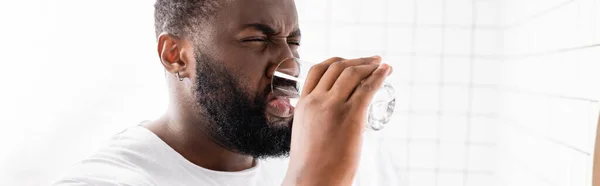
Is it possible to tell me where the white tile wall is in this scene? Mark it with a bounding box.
[302,0,502,184]
[446,0,474,25]
[442,86,471,114]
[413,57,442,83]
[387,0,415,23]
[416,0,444,24]
[409,142,438,169]
[498,0,600,185]
[438,173,465,186]
[409,116,439,140]
[439,115,469,142]
[415,27,444,53]
[439,142,467,169]
[295,0,599,185]
[444,28,473,56]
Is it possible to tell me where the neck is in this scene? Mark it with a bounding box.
[144,112,255,172]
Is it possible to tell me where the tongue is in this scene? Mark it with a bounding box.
[268,99,292,116]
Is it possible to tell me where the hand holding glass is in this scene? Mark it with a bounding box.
[271,58,396,130]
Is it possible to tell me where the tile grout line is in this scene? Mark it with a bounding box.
[462,0,479,185]
[435,0,448,185]
[406,0,420,185]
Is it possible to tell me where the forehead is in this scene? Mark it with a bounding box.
[216,0,298,32]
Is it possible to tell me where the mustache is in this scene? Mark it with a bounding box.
[258,83,274,101]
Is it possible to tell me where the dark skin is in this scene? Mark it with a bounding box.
[147,0,300,171]
[146,0,391,185]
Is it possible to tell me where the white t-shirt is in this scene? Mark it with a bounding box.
[52,125,398,186]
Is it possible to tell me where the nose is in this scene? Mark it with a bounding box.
[266,45,297,79]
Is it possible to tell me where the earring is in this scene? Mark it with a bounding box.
[175,72,183,81]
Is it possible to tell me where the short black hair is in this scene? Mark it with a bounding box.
[154,0,223,39]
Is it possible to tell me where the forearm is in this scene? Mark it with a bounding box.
[282,157,359,186]
[282,169,356,186]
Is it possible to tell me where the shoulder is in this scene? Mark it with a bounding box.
[52,177,150,186]
[53,126,161,186]
[52,155,157,186]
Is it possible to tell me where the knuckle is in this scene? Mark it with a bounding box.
[304,95,320,105]
[300,96,323,110]
[344,66,359,74]
[323,101,348,113]
[330,61,345,70]
[360,56,380,64]
[328,56,345,62]
[359,57,375,64]
[310,64,326,71]
[360,57,370,64]
[301,93,355,117]
[358,82,374,92]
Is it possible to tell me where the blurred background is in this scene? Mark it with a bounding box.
[1,0,599,185]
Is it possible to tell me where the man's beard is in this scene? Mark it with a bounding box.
[193,53,292,158]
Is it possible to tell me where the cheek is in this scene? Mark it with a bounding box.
[235,64,269,92]
[214,43,271,95]
[222,57,270,96]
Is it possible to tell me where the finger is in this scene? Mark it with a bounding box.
[301,57,345,97]
[329,64,380,101]
[348,63,392,107]
[314,56,382,91]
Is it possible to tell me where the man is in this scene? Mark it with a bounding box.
[53,0,392,185]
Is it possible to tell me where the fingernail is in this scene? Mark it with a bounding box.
[371,55,381,59]
[380,63,390,70]
[382,64,392,75]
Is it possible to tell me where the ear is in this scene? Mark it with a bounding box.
[157,33,193,80]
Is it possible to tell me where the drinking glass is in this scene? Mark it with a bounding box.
[271,57,396,130]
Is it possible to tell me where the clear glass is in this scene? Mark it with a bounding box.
[271,57,396,130]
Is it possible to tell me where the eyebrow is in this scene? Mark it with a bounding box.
[242,23,301,37]
[243,23,278,35]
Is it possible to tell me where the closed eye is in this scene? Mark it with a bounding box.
[242,37,268,43]
[287,41,301,46]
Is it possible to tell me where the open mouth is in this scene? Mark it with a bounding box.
[266,95,294,118]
